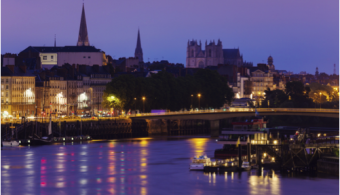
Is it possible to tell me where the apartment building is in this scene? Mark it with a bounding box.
[250,69,274,99]
[1,65,36,117]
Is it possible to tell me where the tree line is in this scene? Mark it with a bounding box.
[102,69,234,112]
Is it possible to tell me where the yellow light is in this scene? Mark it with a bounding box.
[317,133,321,137]
[274,140,277,144]
[198,93,201,97]
[142,97,145,100]
[263,153,267,157]
[272,157,275,161]
[323,133,326,136]
[261,159,264,163]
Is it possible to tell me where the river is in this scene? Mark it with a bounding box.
[1,136,338,195]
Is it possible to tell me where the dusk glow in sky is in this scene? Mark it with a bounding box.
[1,0,339,74]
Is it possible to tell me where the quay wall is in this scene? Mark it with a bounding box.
[1,119,212,139]
[317,157,339,176]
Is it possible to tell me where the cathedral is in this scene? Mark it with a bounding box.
[186,39,243,68]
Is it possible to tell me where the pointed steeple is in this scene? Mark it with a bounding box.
[77,4,90,46]
[134,29,143,62]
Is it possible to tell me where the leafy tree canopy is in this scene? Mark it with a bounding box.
[102,69,234,112]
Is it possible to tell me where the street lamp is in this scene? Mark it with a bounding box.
[198,93,201,110]
[319,92,322,110]
[191,94,193,109]
[134,98,137,115]
[142,97,145,113]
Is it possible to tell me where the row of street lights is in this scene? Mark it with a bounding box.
[191,93,201,109]
[133,97,146,113]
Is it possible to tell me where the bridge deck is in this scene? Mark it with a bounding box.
[130,108,339,120]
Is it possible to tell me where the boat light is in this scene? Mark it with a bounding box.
[63,138,65,141]
[28,140,30,143]
[71,137,74,140]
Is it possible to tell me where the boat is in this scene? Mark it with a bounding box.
[241,161,251,171]
[2,140,19,147]
[190,155,211,170]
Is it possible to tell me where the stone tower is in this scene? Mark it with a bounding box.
[267,56,275,70]
[77,4,90,46]
[186,39,223,68]
[205,39,223,66]
[134,29,143,62]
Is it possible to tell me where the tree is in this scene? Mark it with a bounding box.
[262,88,288,108]
[103,69,234,112]
[285,81,313,108]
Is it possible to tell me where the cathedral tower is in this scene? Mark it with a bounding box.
[134,29,143,62]
[77,4,90,46]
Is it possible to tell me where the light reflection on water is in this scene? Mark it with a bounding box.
[1,137,339,195]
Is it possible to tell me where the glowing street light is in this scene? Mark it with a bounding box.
[191,94,193,109]
[134,98,137,114]
[142,97,145,113]
[319,92,322,110]
[198,94,201,110]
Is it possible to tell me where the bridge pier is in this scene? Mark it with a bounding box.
[209,120,220,138]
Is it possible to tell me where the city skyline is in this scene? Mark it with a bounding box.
[1,0,339,74]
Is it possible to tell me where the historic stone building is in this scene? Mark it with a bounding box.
[186,39,243,68]
[18,4,106,70]
[134,29,143,63]
[267,55,275,71]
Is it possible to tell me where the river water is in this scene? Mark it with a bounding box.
[1,136,338,195]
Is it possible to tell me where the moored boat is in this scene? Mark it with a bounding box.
[190,155,211,170]
[241,161,251,171]
[2,140,19,147]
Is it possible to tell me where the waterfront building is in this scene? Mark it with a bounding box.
[77,65,112,115]
[250,68,274,100]
[186,39,243,68]
[35,64,112,116]
[1,65,36,118]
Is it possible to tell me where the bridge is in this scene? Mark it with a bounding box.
[130,108,339,120]
[130,108,338,136]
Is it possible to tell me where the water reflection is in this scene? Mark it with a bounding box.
[1,137,337,195]
[249,170,281,195]
[188,138,209,157]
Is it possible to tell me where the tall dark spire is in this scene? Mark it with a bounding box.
[134,29,143,62]
[77,4,90,46]
[54,34,56,47]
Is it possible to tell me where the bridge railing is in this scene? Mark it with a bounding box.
[133,108,339,117]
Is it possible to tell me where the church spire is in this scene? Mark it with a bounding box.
[77,3,90,46]
[134,29,143,62]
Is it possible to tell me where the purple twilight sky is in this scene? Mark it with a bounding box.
[1,0,339,74]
